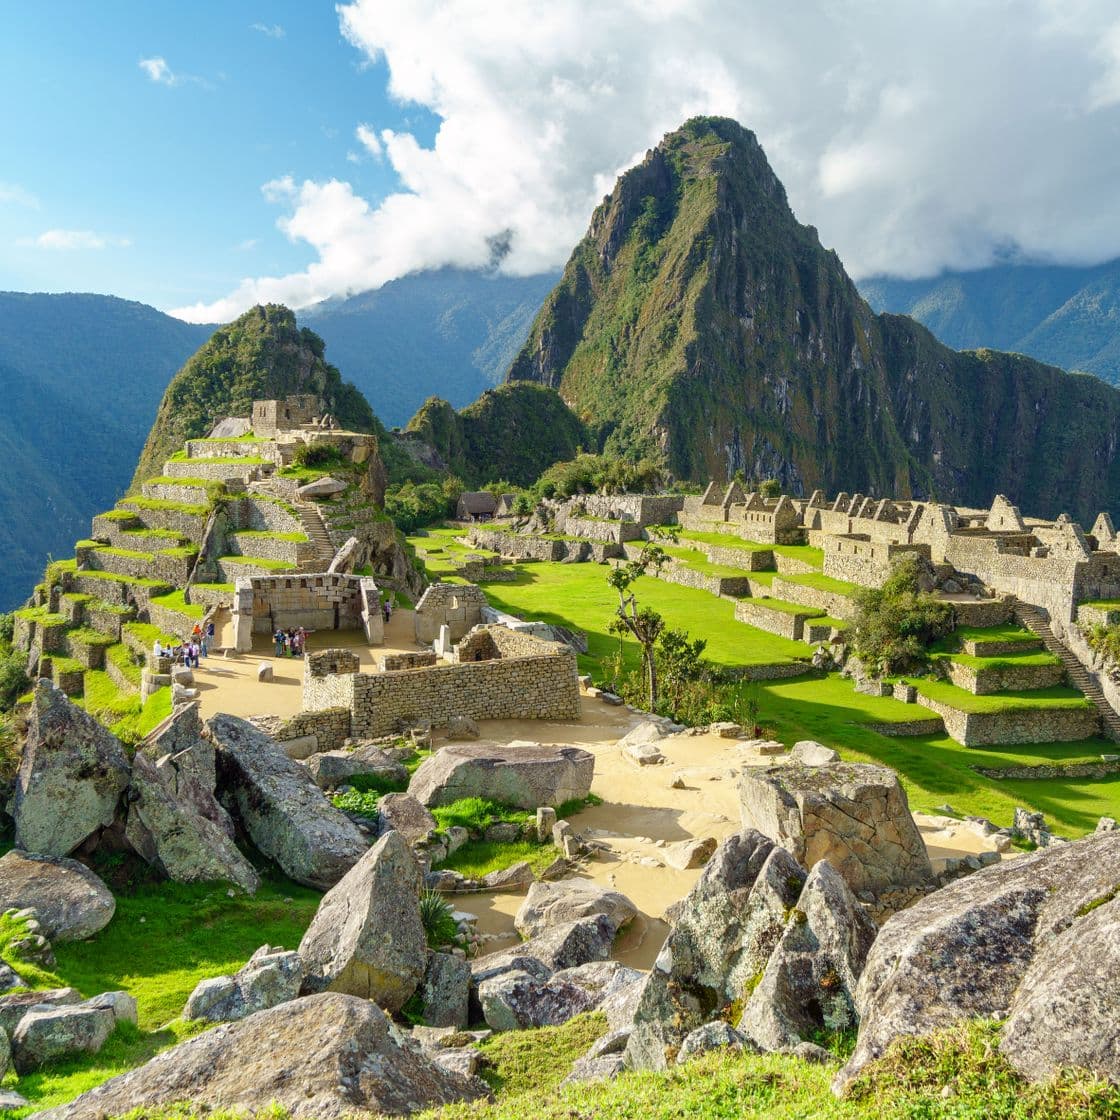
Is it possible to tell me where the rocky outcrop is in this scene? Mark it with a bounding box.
[12,991,133,1073]
[514,879,637,939]
[183,945,303,1023]
[419,952,471,1030]
[739,860,876,1051]
[471,915,616,986]
[676,1021,752,1064]
[836,832,1120,1091]
[13,682,130,857]
[299,830,426,1012]
[0,989,81,1037]
[376,793,437,845]
[624,831,806,1071]
[209,714,367,889]
[33,993,489,1120]
[409,741,593,810]
[126,752,260,894]
[479,970,598,1032]
[306,746,408,791]
[0,851,114,942]
[739,761,932,894]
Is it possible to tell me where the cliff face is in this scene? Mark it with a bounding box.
[508,117,1120,521]
[132,304,376,487]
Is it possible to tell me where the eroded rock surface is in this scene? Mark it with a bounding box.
[514,879,637,939]
[0,851,114,942]
[183,945,303,1022]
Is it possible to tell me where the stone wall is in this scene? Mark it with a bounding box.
[226,532,314,567]
[575,493,684,526]
[702,543,773,571]
[468,529,566,562]
[822,538,930,588]
[946,596,1015,627]
[771,575,855,619]
[142,481,217,505]
[162,458,268,482]
[185,439,271,458]
[77,544,195,587]
[972,758,1120,780]
[913,692,1100,745]
[271,706,352,754]
[229,496,304,535]
[231,573,382,648]
[116,503,210,539]
[734,599,817,640]
[1078,603,1120,628]
[562,516,643,544]
[414,582,488,644]
[380,651,438,671]
[944,658,1066,695]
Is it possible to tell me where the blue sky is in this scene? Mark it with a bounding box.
[6,2,1120,323]
[0,2,436,310]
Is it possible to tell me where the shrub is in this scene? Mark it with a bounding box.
[419,890,460,950]
[1086,623,1120,665]
[851,555,955,675]
[291,442,347,470]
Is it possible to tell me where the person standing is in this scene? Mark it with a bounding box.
[274,628,285,657]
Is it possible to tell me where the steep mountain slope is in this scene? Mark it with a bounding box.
[403,382,586,486]
[861,259,1120,385]
[0,293,214,611]
[507,116,1120,522]
[132,304,376,484]
[301,268,558,425]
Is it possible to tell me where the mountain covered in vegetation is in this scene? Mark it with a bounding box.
[507,116,1120,523]
[301,267,558,426]
[132,304,376,484]
[0,293,214,610]
[860,258,1120,386]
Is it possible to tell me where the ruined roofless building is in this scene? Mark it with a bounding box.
[251,395,320,437]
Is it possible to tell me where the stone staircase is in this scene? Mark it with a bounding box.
[1014,601,1120,741]
[297,504,336,569]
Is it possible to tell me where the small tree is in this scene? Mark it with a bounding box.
[607,544,669,708]
[758,478,782,499]
[851,555,954,675]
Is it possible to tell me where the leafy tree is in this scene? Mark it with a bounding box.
[851,555,954,675]
[758,478,782,498]
[0,614,28,713]
[607,544,669,707]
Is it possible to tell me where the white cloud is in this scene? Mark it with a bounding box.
[139,56,211,89]
[236,238,258,251]
[251,23,285,39]
[20,229,131,250]
[0,181,40,209]
[354,123,383,159]
[173,0,1120,322]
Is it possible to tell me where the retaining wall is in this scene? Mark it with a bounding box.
[913,692,1100,745]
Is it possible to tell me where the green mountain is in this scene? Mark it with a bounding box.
[0,293,213,611]
[132,304,376,485]
[403,382,586,486]
[860,259,1120,385]
[301,267,558,425]
[507,116,1120,523]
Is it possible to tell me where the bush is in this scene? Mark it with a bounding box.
[419,890,460,950]
[385,477,463,534]
[851,555,955,675]
[534,453,663,500]
[1086,623,1120,665]
[291,442,346,470]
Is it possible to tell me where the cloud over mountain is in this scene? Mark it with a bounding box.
[172,0,1120,322]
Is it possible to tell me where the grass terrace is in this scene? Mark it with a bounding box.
[168,454,271,466]
[119,497,212,516]
[75,570,172,591]
[232,530,310,543]
[660,544,754,579]
[217,555,296,572]
[896,676,1093,715]
[123,621,180,650]
[150,591,205,620]
[935,648,1062,672]
[104,643,142,687]
[744,595,825,616]
[190,582,235,595]
[669,527,824,568]
[778,571,861,596]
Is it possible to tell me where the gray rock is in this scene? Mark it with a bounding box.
[561,1054,625,1085]
[479,969,597,1031]
[739,860,876,1051]
[376,792,437,845]
[409,740,594,810]
[297,476,347,499]
[835,831,1120,1091]
[586,1027,631,1058]
[0,964,25,991]
[86,991,137,1026]
[256,662,273,683]
[13,682,131,857]
[0,1089,28,1110]
[470,915,616,988]
[662,837,718,871]
[30,993,489,1120]
[299,830,426,1012]
[183,945,303,1022]
[482,821,522,843]
[624,831,806,1072]
[789,740,839,766]
[429,1046,481,1079]
[0,988,81,1037]
[126,752,260,894]
[739,761,932,895]
[536,807,557,843]
[421,952,471,1029]
[676,1021,751,1064]
[306,747,408,791]
[209,714,367,890]
[12,1001,116,1073]
[445,716,480,740]
[480,862,535,891]
[0,851,115,941]
[515,879,637,938]
[783,1040,834,1064]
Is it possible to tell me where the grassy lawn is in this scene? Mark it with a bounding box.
[741,595,824,617]
[778,571,860,596]
[150,590,205,620]
[949,624,1040,647]
[660,544,754,579]
[897,677,1092,714]
[671,528,824,568]
[217,555,296,572]
[935,648,1061,671]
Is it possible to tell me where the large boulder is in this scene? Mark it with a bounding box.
[299,830,426,1012]
[377,793,437,845]
[514,879,637,939]
[409,740,594,810]
[306,746,408,791]
[624,831,806,1072]
[183,945,303,1022]
[31,993,489,1120]
[0,988,81,1037]
[738,761,932,895]
[420,952,471,1029]
[479,970,598,1032]
[13,682,131,857]
[126,752,260,894]
[209,714,367,889]
[739,860,876,1050]
[11,996,125,1073]
[835,831,1120,1091]
[0,851,114,941]
[470,915,616,987]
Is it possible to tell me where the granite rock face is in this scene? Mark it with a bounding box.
[835,832,1120,1091]
[306,747,408,791]
[514,879,637,939]
[409,741,594,810]
[739,860,877,1051]
[624,831,806,1071]
[739,761,932,894]
[31,993,489,1120]
[299,830,426,1012]
[0,851,115,941]
[209,714,367,889]
[13,682,130,857]
[376,793,437,845]
[183,945,303,1022]
[420,952,471,1029]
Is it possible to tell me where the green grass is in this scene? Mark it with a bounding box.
[66,627,117,650]
[13,606,68,625]
[950,624,1040,647]
[46,655,86,676]
[937,649,1061,672]
[111,687,173,743]
[81,598,133,617]
[104,643,142,687]
[91,546,156,563]
[230,530,309,542]
[898,676,1092,714]
[1079,598,1120,610]
[120,528,184,542]
[122,621,180,649]
[217,555,296,572]
[150,591,205,621]
[4,874,321,1117]
[172,455,270,466]
[671,528,824,568]
[741,595,824,617]
[778,571,861,596]
[190,582,235,594]
[435,838,556,878]
[75,570,172,591]
[120,497,211,516]
[76,670,139,722]
[95,509,139,523]
[143,476,221,489]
